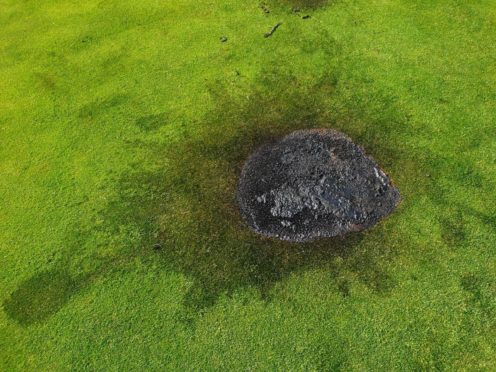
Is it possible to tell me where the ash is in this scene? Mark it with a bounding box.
[237,129,400,242]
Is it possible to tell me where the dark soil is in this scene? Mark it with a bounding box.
[237,129,401,242]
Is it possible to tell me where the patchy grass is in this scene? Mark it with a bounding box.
[1,0,495,370]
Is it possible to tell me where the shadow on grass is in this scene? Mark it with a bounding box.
[3,270,84,326]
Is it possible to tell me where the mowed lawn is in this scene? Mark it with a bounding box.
[1,0,495,370]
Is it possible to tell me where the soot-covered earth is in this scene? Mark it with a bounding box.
[237,129,401,242]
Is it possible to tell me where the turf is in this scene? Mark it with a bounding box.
[0,0,495,370]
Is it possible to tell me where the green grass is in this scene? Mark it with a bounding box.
[1,0,495,370]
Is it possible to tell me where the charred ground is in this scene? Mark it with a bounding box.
[237,129,401,242]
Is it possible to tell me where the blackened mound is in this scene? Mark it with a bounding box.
[237,129,400,242]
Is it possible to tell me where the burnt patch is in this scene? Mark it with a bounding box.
[237,129,400,242]
[96,70,405,313]
[35,59,413,320]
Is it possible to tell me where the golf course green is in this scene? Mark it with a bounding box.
[1,0,495,370]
